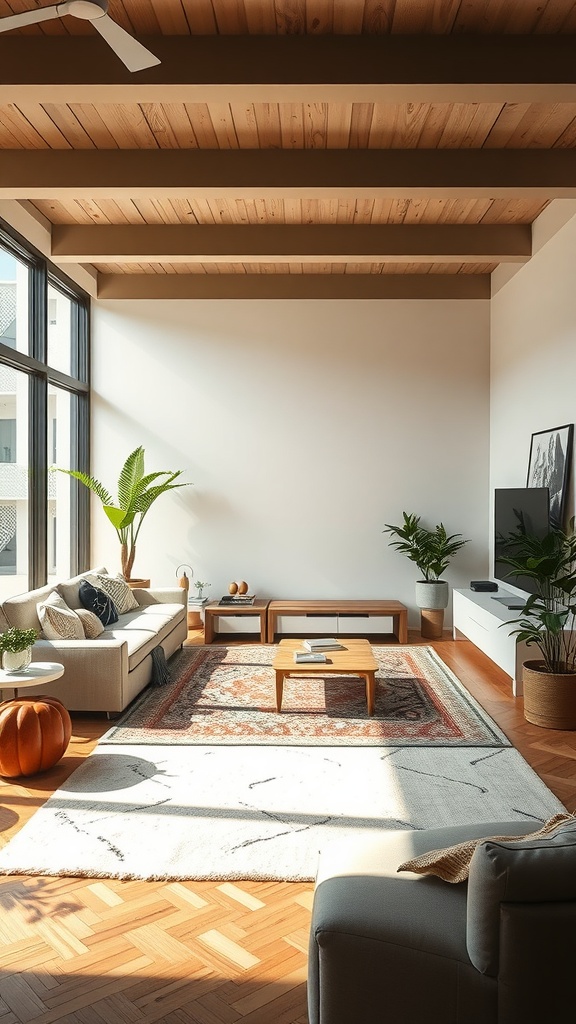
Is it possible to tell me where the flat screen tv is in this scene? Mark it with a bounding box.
[493,487,550,598]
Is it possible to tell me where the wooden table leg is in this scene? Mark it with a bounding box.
[267,609,277,643]
[204,612,215,644]
[275,670,285,712]
[364,672,376,716]
[259,610,268,643]
[393,609,408,644]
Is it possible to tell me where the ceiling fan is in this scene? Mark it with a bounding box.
[0,1,161,72]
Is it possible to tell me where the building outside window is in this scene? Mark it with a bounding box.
[0,225,89,599]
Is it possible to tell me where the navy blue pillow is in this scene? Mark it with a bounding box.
[79,579,118,627]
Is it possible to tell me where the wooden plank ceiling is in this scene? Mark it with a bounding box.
[1,1,576,298]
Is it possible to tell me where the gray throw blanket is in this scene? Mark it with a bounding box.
[150,645,171,686]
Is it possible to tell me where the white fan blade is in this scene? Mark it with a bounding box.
[0,5,60,33]
[92,13,160,72]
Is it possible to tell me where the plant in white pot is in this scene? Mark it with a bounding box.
[383,512,470,638]
[55,446,192,583]
[0,627,37,672]
[498,517,576,729]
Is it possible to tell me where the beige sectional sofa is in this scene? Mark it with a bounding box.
[0,567,187,714]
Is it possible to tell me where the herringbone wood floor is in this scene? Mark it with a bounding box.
[1,632,575,1024]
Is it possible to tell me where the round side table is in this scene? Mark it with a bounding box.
[0,661,65,698]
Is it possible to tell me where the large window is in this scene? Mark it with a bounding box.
[0,222,89,598]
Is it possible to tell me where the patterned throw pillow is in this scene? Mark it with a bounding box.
[79,580,119,627]
[37,591,85,640]
[86,573,139,615]
[75,607,105,639]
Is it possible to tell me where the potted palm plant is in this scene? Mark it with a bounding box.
[498,517,576,729]
[55,446,191,584]
[383,512,470,638]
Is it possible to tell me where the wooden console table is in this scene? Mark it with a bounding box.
[267,600,408,644]
[204,600,270,644]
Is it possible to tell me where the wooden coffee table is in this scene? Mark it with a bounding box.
[272,638,379,715]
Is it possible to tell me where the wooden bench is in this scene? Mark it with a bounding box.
[266,600,408,644]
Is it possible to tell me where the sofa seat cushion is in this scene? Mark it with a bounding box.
[101,606,184,671]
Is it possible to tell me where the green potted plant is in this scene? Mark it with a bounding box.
[55,446,192,583]
[497,517,576,729]
[0,627,37,672]
[383,512,470,638]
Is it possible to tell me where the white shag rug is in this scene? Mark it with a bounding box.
[0,743,565,881]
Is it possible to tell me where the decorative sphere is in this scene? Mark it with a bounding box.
[228,582,238,594]
[238,581,249,595]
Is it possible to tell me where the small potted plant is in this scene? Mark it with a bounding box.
[383,512,470,638]
[0,627,37,672]
[194,581,210,600]
[498,517,576,729]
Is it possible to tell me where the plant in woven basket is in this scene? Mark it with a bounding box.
[54,446,192,581]
[0,627,37,653]
[499,517,576,674]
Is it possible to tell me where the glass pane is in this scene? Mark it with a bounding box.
[48,385,72,584]
[47,283,72,374]
[0,246,30,355]
[0,365,28,598]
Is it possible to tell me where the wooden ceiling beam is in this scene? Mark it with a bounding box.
[1,35,576,103]
[3,151,576,199]
[52,224,531,265]
[97,273,491,301]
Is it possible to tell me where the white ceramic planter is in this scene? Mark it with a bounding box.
[2,647,32,673]
[414,580,449,610]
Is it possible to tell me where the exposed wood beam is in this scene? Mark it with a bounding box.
[2,151,576,200]
[97,273,490,301]
[1,35,576,103]
[52,224,531,265]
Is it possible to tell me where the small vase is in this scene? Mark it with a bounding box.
[2,647,32,673]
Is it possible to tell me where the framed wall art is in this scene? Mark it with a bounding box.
[527,423,574,528]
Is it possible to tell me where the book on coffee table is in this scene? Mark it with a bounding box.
[294,651,327,663]
[303,638,345,652]
[219,595,255,605]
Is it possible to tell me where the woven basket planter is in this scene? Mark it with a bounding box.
[522,660,576,730]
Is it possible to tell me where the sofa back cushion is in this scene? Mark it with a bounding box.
[57,567,109,609]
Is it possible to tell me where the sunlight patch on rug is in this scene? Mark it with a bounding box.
[102,645,510,747]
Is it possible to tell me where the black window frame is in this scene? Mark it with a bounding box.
[0,217,90,590]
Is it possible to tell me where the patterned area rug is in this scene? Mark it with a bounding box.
[103,644,510,747]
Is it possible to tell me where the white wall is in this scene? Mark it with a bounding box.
[491,207,576,530]
[92,298,490,624]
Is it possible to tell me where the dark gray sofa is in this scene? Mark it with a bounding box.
[308,816,576,1024]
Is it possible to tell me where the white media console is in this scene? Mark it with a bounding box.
[452,588,533,696]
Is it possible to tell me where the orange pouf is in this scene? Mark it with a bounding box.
[0,696,72,778]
